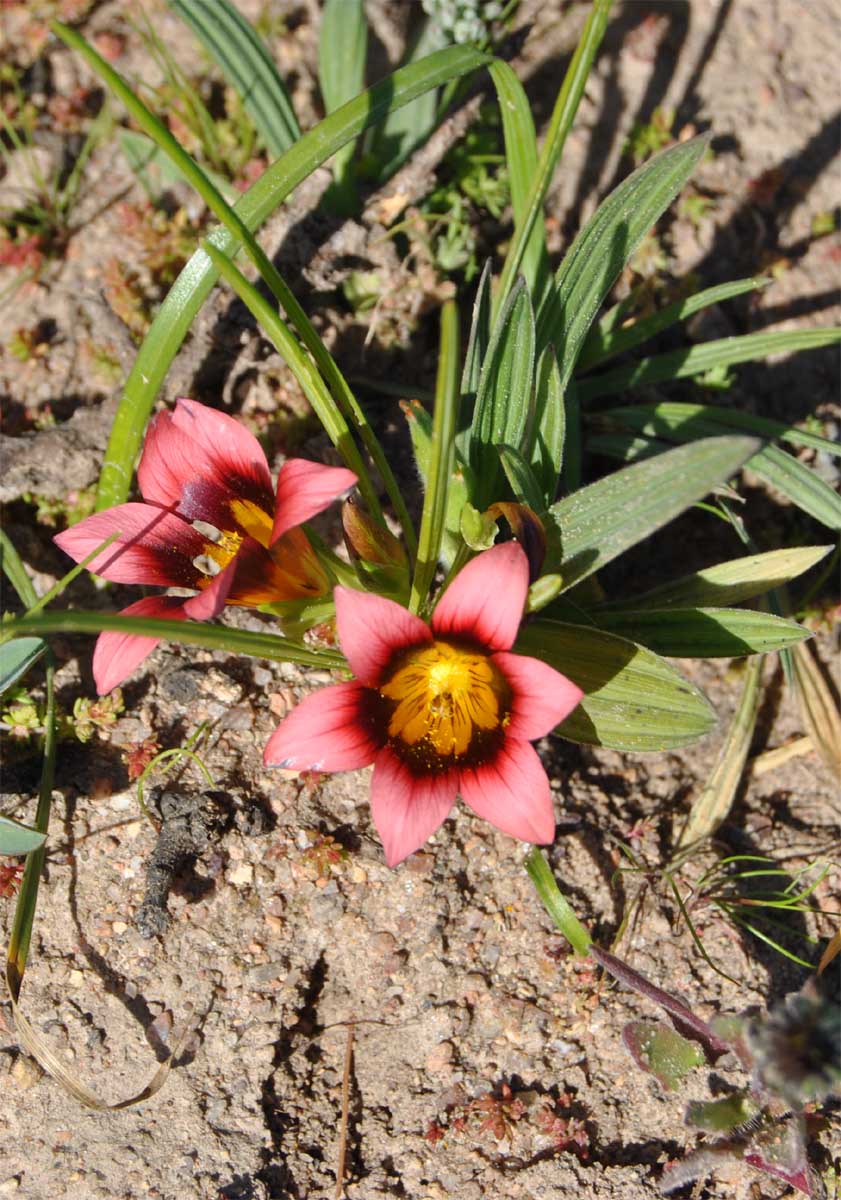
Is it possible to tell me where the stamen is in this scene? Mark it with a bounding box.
[192,519,223,543]
[193,553,222,577]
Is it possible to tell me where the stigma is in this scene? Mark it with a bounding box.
[379,640,510,770]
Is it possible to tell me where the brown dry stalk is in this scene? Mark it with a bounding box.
[335,1022,355,1199]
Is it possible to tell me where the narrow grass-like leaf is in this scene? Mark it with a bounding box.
[2,612,346,672]
[530,345,565,498]
[496,0,613,316]
[537,136,708,375]
[318,0,367,206]
[367,17,447,180]
[524,848,592,956]
[577,277,769,370]
[0,816,46,856]
[0,639,47,694]
[596,545,832,611]
[460,259,493,400]
[791,641,841,783]
[68,38,488,510]
[497,445,545,512]
[517,620,716,751]
[403,400,470,569]
[168,0,300,156]
[488,60,550,302]
[410,301,459,615]
[119,129,235,200]
[577,326,841,400]
[594,608,810,657]
[544,436,760,589]
[471,278,535,506]
[597,400,841,458]
[0,529,38,609]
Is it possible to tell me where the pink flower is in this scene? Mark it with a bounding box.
[263,543,583,866]
[55,398,355,693]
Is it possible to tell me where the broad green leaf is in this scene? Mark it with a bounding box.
[686,1095,761,1134]
[471,278,535,506]
[622,1022,704,1091]
[529,345,565,498]
[577,326,841,400]
[497,444,545,512]
[597,400,840,458]
[517,620,716,751]
[577,277,769,370]
[537,136,708,375]
[0,815,47,856]
[594,608,810,657]
[0,638,47,694]
[460,260,493,401]
[488,60,550,303]
[3,612,346,672]
[496,0,613,314]
[597,545,832,611]
[318,0,367,206]
[71,38,489,509]
[168,0,300,156]
[119,129,235,200]
[410,301,460,614]
[544,436,760,589]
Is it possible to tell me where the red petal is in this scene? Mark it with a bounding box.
[370,748,456,867]
[432,543,528,651]
[92,595,189,693]
[263,682,379,771]
[136,409,205,508]
[54,504,203,586]
[171,398,273,498]
[458,739,556,845]
[183,557,238,620]
[271,459,357,543]
[334,587,431,686]
[493,652,583,740]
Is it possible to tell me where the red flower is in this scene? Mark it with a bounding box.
[55,399,355,693]
[264,543,583,866]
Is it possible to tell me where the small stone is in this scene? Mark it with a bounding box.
[112,921,128,934]
[68,970,84,988]
[10,1055,42,1090]
[228,863,253,886]
[425,1041,455,1073]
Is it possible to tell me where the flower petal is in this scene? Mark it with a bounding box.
[136,409,206,509]
[458,739,556,845]
[263,682,379,771]
[171,398,273,500]
[432,542,529,652]
[54,504,203,587]
[493,651,583,740]
[271,459,357,543]
[334,586,431,687]
[370,747,456,867]
[92,595,189,693]
[183,557,238,620]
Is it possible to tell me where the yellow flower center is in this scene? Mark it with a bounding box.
[378,640,510,771]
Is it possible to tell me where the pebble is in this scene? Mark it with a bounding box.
[228,864,253,886]
[9,1056,42,1090]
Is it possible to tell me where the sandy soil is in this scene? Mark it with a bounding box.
[1,2,839,1198]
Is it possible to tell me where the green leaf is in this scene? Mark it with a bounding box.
[410,301,460,615]
[577,326,841,400]
[685,1095,761,1134]
[622,1022,705,1091]
[403,400,470,568]
[0,529,38,609]
[529,345,565,498]
[593,608,811,657]
[318,0,368,206]
[0,638,47,694]
[517,620,716,750]
[488,60,550,303]
[460,259,493,401]
[118,128,235,201]
[544,436,760,590]
[168,0,300,157]
[537,136,708,375]
[3,612,346,672]
[497,444,545,512]
[596,545,833,611]
[470,278,535,506]
[78,39,488,509]
[577,276,769,371]
[597,400,841,458]
[366,18,447,179]
[495,0,613,315]
[0,815,47,856]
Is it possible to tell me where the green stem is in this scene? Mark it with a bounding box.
[524,846,592,957]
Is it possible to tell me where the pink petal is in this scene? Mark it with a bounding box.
[369,747,456,867]
[334,586,431,687]
[493,651,583,740]
[92,595,189,693]
[432,542,528,652]
[136,410,206,508]
[182,556,239,620]
[458,739,556,845]
[54,504,203,586]
[263,682,379,771]
[171,398,273,498]
[271,459,357,543]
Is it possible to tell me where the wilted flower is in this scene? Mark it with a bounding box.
[264,543,582,865]
[55,398,355,692]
